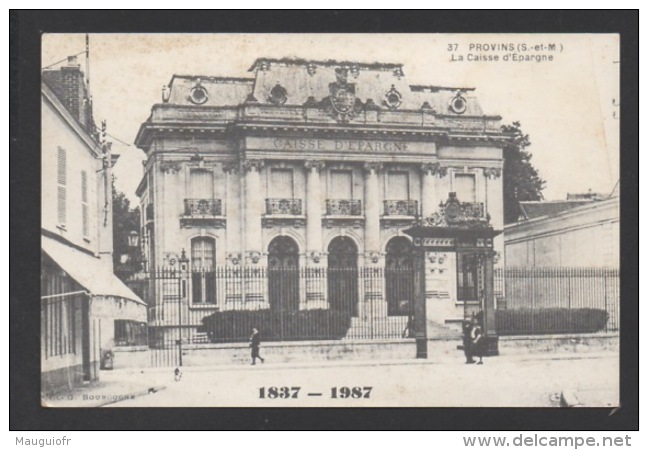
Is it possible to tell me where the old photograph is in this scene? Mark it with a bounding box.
[39,33,620,408]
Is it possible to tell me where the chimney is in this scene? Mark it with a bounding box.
[43,55,94,133]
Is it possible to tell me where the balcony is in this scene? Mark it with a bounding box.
[326,199,362,216]
[383,200,418,217]
[381,199,418,229]
[180,198,225,228]
[263,198,305,228]
[323,199,363,229]
[265,198,303,215]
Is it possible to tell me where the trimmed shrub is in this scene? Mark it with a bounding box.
[201,309,352,343]
[496,308,608,335]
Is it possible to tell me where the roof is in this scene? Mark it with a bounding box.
[162,58,487,115]
[42,235,145,304]
[518,200,595,220]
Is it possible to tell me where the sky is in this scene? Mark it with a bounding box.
[42,34,619,204]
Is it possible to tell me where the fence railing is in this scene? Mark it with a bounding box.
[131,266,416,345]
[495,267,619,334]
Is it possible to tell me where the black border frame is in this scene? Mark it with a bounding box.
[10,10,638,431]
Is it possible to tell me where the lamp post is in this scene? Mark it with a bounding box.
[176,248,189,367]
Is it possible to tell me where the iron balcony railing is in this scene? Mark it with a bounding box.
[326,199,362,216]
[184,198,223,216]
[383,199,419,216]
[265,198,303,215]
[461,202,485,219]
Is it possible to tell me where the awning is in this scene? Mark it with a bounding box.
[42,235,145,305]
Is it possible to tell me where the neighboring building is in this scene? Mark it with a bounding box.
[505,195,619,267]
[41,56,146,394]
[134,58,507,339]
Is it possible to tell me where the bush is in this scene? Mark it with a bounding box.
[496,308,608,335]
[201,309,352,343]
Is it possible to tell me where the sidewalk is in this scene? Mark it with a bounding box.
[42,349,618,407]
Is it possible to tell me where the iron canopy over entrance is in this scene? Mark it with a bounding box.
[404,193,502,358]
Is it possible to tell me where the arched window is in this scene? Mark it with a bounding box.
[191,237,216,304]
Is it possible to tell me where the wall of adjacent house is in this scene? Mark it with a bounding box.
[504,198,619,267]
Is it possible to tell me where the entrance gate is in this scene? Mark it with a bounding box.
[268,236,300,313]
[385,237,415,317]
[327,236,358,317]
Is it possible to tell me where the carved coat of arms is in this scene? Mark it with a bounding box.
[323,67,363,122]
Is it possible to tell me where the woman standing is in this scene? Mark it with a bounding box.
[471,321,485,365]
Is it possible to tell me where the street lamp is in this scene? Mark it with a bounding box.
[128,230,140,249]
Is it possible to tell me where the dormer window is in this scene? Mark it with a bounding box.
[268,83,288,105]
[189,80,208,105]
[449,91,467,114]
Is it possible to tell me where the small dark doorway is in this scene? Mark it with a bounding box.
[327,236,358,316]
[385,237,415,316]
[268,236,300,312]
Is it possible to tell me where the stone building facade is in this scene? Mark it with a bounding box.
[134,58,507,338]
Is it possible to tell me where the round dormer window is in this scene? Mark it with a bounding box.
[449,92,467,114]
[268,83,288,105]
[384,85,402,110]
[189,85,208,105]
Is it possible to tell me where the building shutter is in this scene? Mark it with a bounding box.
[330,170,353,199]
[57,148,67,225]
[81,171,89,237]
[190,170,214,199]
[388,171,409,200]
[454,173,476,203]
[270,168,294,198]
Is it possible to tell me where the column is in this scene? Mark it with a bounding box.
[304,160,325,257]
[242,158,265,305]
[484,167,504,266]
[223,162,243,305]
[242,159,265,258]
[420,162,447,217]
[362,162,385,320]
[304,160,326,309]
[363,162,383,255]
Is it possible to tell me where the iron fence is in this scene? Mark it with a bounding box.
[495,267,619,334]
[133,265,416,351]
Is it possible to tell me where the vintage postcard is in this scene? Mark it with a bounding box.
[40,33,619,408]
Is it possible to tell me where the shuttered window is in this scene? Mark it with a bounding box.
[270,168,294,198]
[191,237,216,304]
[57,147,67,225]
[190,169,214,199]
[387,171,409,200]
[454,173,476,203]
[81,170,89,237]
[330,170,353,199]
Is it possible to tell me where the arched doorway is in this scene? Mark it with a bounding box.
[327,236,358,317]
[268,236,299,312]
[385,237,415,316]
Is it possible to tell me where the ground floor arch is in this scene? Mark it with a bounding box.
[327,236,359,317]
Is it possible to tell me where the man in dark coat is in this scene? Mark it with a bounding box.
[249,327,265,365]
[462,319,475,364]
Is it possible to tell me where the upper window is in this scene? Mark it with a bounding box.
[57,147,67,226]
[270,168,294,198]
[454,173,476,203]
[329,170,353,199]
[387,171,410,200]
[190,169,214,199]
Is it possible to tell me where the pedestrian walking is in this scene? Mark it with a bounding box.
[471,320,485,365]
[249,327,265,365]
[462,318,475,364]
